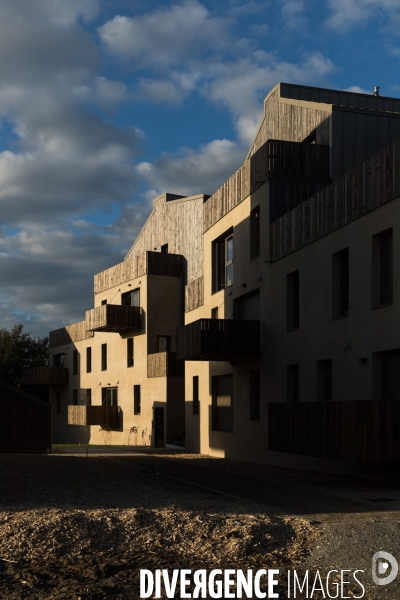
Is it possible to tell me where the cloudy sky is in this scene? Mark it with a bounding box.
[1,0,400,337]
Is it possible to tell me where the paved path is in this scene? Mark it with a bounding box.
[53,446,394,521]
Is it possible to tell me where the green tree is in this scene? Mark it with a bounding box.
[0,324,48,389]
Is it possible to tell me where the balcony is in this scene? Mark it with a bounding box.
[147,352,185,378]
[68,405,119,429]
[23,367,68,386]
[86,304,141,333]
[177,318,260,361]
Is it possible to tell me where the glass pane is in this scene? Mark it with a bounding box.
[132,290,140,306]
[226,236,233,263]
[226,263,233,287]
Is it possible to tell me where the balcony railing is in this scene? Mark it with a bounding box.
[268,400,400,463]
[147,352,185,377]
[177,318,260,361]
[86,304,141,333]
[23,367,68,386]
[68,405,119,429]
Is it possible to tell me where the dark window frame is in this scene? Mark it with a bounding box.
[134,385,141,415]
[250,206,260,260]
[102,387,118,406]
[193,376,199,415]
[86,347,92,373]
[101,343,107,371]
[127,337,134,367]
[212,228,234,293]
[72,350,78,376]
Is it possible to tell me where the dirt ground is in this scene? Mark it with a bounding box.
[0,453,399,599]
[0,454,319,599]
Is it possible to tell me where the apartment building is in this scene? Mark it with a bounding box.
[24,83,400,474]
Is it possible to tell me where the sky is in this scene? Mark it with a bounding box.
[1,0,400,338]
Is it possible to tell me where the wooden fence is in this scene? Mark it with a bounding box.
[268,400,400,463]
[86,304,141,332]
[22,367,68,386]
[68,405,119,429]
[49,321,93,349]
[185,275,204,312]
[270,138,400,261]
[147,352,184,378]
[0,380,51,453]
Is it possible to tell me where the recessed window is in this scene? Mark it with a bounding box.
[101,299,107,305]
[212,230,234,292]
[86,347,92,373]
[250,207,260,259]
[161,244,168,253]
[372,229,393,307]
[72,350,78,376]
[121,289,140,307]
[250,370,260,420]
[157,335,171,352]
[317,359,332,401]
[72,389,78,405]
[332,248,349,318]
[134,385,141,415]
[286,364,299,402]
[127,337,134,367]
[53,353,64,367]
[102,387,118,406]
[86,389,92,406]
[101,343,107,371]
[212,374,233,431]
[286,270,299,330]
[381,349,400,400]
[211,307,218,319]
[193,376,199,415]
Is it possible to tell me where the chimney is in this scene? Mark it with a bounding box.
[373,86,380,97]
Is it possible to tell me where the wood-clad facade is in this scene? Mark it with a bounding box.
[49,83,400,476]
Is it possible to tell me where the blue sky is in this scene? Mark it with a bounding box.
[0,0,400,337]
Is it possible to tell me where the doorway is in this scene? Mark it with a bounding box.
[154,407,165,447]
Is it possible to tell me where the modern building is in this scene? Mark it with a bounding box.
[25,83,400,474]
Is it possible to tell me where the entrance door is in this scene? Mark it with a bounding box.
[154,407,165,447]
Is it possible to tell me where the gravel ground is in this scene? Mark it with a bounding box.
[0,455,318,599]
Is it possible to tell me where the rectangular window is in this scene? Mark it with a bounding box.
[381,349,400,400]
[102,387,118,406]
[372,229,393,307]
[134,385,141,415]
[53,353,64,367]
[56,391,61,414]
[317,359,332,401]
[86,347,92,373]
[72,350,78,376]
[212,374,233,431]
[86,389,92,406]
[161,243,168,253]
[101,299,107,305]
[127,337,134,367]
[250,206,260,259]
[193,376,199,415]
[72,389,78,405]
[286,364,299,402]
[332,249,349,318]
[121,289,140,307]
[212,230,234,292]
[101,343,107,371]
[250,370,260,420]
[286,270,299,330]
[211,307,218,319]
[157,335,171,352]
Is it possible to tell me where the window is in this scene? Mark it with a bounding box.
[381,350,400,400]
[157,335,171,352]
[72,350,78,376]
[56,391,61,414]
[317,359,332,401]
[161,244,168,253]
[53,353,64,367]
[101,299,107,305]
[102,387,118,406]
[233,289,260,320]
[101,343,107,371]
[134,385,141,414]
[286,270,299,330]
[286,364,299,402]
[86,389,92,406]
[372,229,393,307]
[332,248,349,318]
[212,374,233,431]
[127,337,134,367]
[250,207,260,259]
[121,289,140,307]
[250,370,260,420]
[211,307,218,319]
[193,376,199,415]
[212,230,234,292]
[72,389,78,405]
[86,347,92,373]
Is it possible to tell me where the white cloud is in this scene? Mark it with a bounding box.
[325,0,400,31]
[345,85,371,94]
[279,0,307,29]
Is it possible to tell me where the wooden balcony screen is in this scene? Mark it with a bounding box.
[177,318,260,361]
[86,304,141,333]
[68,405,119,429]
[268,400,400,463]
[23,367,68,386]
[147,352,185,378]
[49,320,93,349]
